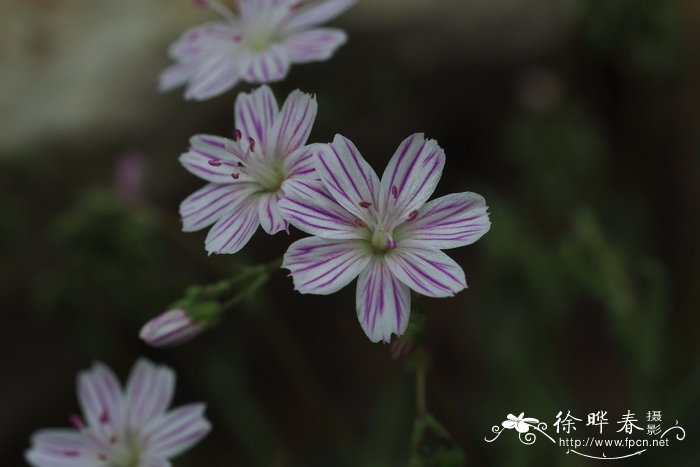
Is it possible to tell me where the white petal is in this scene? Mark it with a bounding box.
[234,85,279,153]
[315,135,380,224]
[356,258,410,343]
[378,133,445,226]
[282,0,356,34]
[180,182,259,232]
[284,144,318,180]
[384,244,466,298]
[284,28,347,63]
[180,135,247,184]
[184,56,240,101]
[205,195,260,254]
[240,45,291,84]
[25,429,96,467]
[271,90,317,156]
[278,178,363,239]
[146,403,211,458]
[502,420,517,429]
[397,192,491,249]
[283,236,370,294]
[124,359,175,430]
[76,363,123,432]
[257,192,288,234]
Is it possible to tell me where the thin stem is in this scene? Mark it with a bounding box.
[415,347,428,420]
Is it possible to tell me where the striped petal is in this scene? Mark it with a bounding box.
[125,359,175,430]
[234,85,279,153]
[139,309,205,348]
[315,135,380,224]
[278,179,363,239]
[168,22,238,61]
[282,0,356,34]
[180,135,246,184]
[76,363,123,432]
[284,144,318,180]
[271,90,317,156]
[283,236,370,294]
[25,429,95,467]
[140,457,172,467]
[146,403,211,459]
[240,45,291,84]
[158,62,197,93]
[180,182,259,232]
[205,195,260,254]
[384,243,466,298]
[356,258,410,343]
[257,192,288,234]
[284,28,347,63]
[397,192,491,249]
[184,56,240,101]
[378,133,445,226]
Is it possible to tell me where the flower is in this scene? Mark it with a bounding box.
[25,359,211,467]
[160,0,355,101]
[180,85,318,254]
[140,309,206,347]
[279,134,491,342]
[502,413,539,433]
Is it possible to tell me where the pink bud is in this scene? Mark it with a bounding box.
[139,309,205,348]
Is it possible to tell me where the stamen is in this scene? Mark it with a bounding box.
[109,435,117,445]
[208,159,222,167]
[233,34,242,43]
[387,239,397,250]
[249,137,256,152]
[391,185,398,199]
[99,411,110,424]
[354,219,367,227]
[231,172,240,179]
[407,210,418,221]
[69,414,86,430]
[359,200,372,208]
[232,129,242,141]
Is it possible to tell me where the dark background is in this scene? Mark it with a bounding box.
[1,0,699,465]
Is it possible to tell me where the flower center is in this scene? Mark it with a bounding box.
[369,225,396,253]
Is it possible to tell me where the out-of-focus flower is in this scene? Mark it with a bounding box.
[180,85,319,254]
[160,0,355,101]
[279,134,491,343]
[140,309,206,347]
[25,359,211,467]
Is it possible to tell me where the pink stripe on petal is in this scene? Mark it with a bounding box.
[147,403,211,458]
[281,0,356,34]
[356,258,410,343]
[283,236,370,294]
[272,90,317,155]
[234,85,279,152]
[184,57,240,101]
[284,28,347,64]
[76,363,122,432]
[385,244,466,298]
[257,192,288,234]
[180,182,258,232]
[205,196,260,254]
[379,133,445,226]
[125,360,175,429]
[398,192,491,249]
[240,45,291,84]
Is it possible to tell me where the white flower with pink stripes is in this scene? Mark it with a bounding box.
[25,359,211,467]
[160,0,355,101]
[279,134,491,343]
[180,85,318,254]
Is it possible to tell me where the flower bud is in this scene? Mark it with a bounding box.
[139,309,205,347]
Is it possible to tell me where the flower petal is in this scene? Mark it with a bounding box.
[125,359,175,430]
[502,420,517,429]
[284,144,318,179]
[282,0,356,34]
[240,45,291,84]
[76,363,123,432]
[180,182,259,232]
[158,63,197,93]
[205,195,260,254]
[378,133,445,225]
[234,85,279,152]
[384,244,466,298]
[278,179,363,239]
[271,90,317,156]
[139,309,206,348]
[146,403,211,459]
[284,28,347,63]
[397,192,491,249]
[356,258,410,343]
[257,192,288,234]
[180,134,247,184]
[283,236,370,294]
[25,429,95,467]
[315,135,380,223]
[183,55,240,101]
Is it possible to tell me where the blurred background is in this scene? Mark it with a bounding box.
[1,0,699,465]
